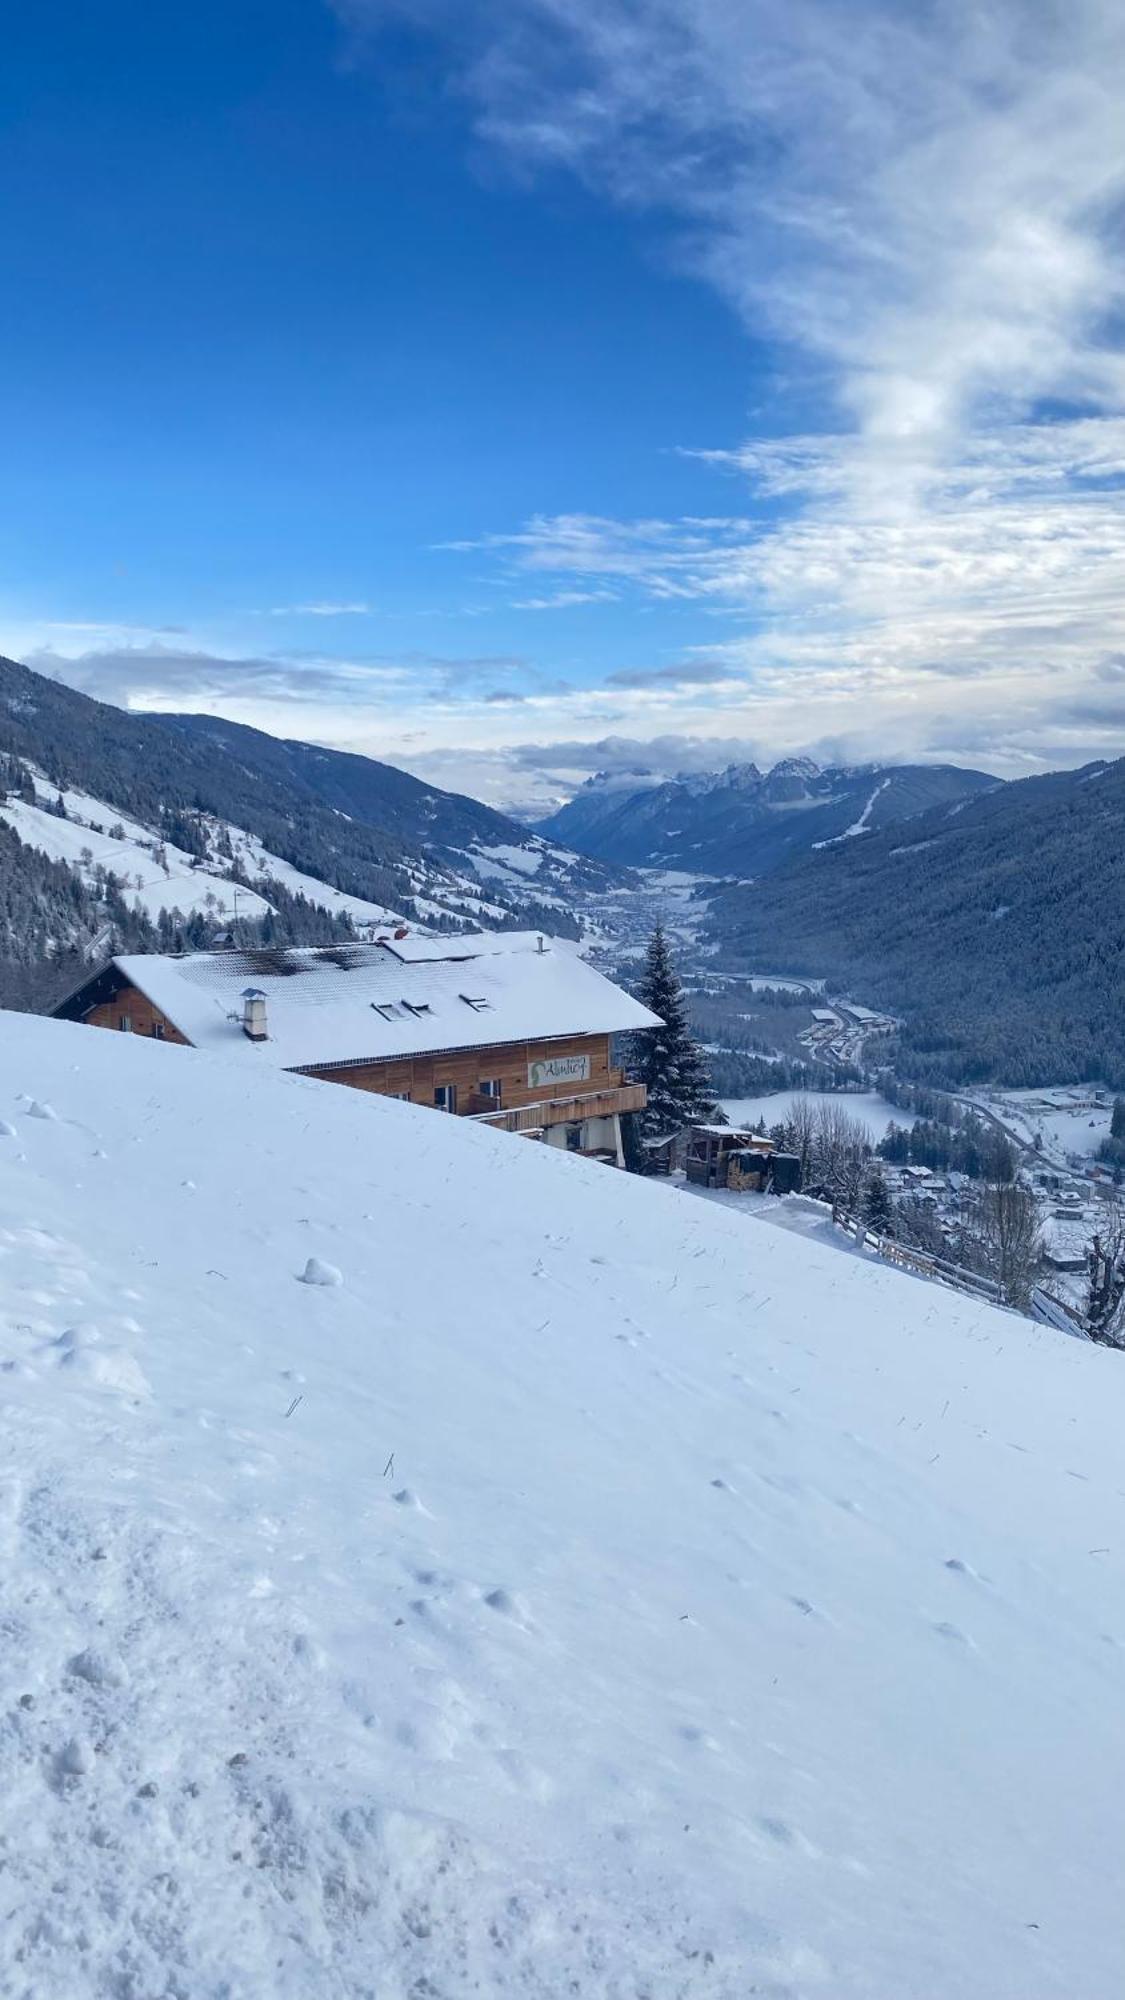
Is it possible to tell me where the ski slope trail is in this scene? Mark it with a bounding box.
[1,1015,1124,1998]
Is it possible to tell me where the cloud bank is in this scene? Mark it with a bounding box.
[332,0,1125,781]
[12,2,1125,808]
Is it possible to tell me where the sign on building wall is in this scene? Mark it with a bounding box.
[528,1053,591,1089]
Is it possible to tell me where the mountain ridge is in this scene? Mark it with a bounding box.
[537,756,997,873]
[706,755,1125,1086]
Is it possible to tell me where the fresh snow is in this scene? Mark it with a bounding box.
[2,1014,1125,1996]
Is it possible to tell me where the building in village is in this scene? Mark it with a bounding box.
[54,931,660,1166]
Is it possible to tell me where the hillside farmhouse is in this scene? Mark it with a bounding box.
[55,931,660,1166]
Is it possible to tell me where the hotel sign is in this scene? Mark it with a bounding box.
[528,1053,590,1089]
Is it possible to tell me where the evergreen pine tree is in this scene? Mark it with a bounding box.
[631,922,720,1142]
[861,1163,895,1235]
[1112,1097,1125,1142]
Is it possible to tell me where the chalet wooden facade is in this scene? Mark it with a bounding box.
[55,931,658,1166]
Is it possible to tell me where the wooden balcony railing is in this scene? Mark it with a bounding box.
[470,1080,646,1134]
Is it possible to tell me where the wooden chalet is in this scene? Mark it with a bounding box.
[54,930,660,1166]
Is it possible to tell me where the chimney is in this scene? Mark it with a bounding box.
[536,933,545,954]
[241,986,268,1041]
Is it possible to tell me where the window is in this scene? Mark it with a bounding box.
[460,993,492,1012]
[371,1002,404,1022]
[118,1015,132,1032]
[565,1122,584,1153]
[401,1000,432,1018]
[151,1022,165,1040]
[390,1090,411,1102]
[434,1083,457,1114]
[478,1079,502,1101]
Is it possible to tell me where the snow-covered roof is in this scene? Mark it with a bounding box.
[109,933,660,1070]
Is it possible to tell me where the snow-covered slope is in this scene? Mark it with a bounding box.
[2,1015,1124,1998]
[0,655,614,952]
[0,772,410,930]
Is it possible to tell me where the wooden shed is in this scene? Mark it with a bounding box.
[685,1124,777,1191]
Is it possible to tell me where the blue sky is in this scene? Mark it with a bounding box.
[4,1,1125,807]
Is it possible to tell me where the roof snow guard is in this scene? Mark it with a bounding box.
[105,932,661,1071]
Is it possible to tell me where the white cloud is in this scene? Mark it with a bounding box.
[338,0,1125,772]
[369,0,1125,448]
[267,601,372,617]
[510,587,619,610]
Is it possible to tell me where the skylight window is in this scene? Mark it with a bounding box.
[371,1002,404,1021]
[400,1000,433,1018]
[459,993,492,1012]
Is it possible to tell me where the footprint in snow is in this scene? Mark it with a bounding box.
[676,1723,720,1752]
[483,1587,532,1625]
[788,1595,828,1621]
[933,1620,974,1647]
[943,1557,983,1582]
[757,1815,820,1857]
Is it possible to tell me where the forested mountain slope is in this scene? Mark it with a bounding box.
[0,656,618,929]
[165,710,618,900]
[708,758,1125,1086]
[0,802,363,1014]
[539,757,995,873]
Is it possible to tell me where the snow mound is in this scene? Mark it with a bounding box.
[298,1255,343,1287]
[2,1011,1125,1999]
[58,1341,151,1397]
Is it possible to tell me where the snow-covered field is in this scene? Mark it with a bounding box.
[3,1015,1125,1997]
[973,1087,1115,1167]
[721,1088,902,1143]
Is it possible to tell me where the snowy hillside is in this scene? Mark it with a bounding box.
[3,1016,1125,1998]
[0,770,409,930]
[0,656,614,958]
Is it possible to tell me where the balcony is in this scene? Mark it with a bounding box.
[470,1080,646,1134]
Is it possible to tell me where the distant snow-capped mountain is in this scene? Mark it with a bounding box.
[537,757,997,874]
